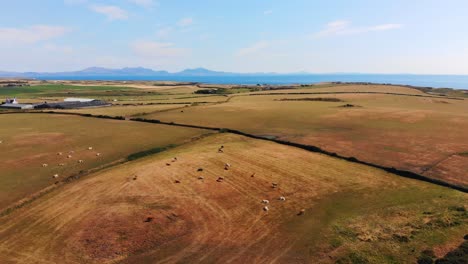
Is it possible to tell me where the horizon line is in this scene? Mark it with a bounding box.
[2,66,468,76]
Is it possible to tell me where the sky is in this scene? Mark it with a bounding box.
[1,0,468,74]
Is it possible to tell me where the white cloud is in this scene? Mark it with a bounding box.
[128,0,156,8]
[0,25,70,44]
[315,20,349,37]
[264,10,273,15]
[90,5,128,20]
[132,40,188,58]
[314,20,402,38]
[369,24,403,31]
[177,17,193,27]
[236,41,270,57]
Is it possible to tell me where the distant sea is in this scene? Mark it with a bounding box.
[39,74,468,90]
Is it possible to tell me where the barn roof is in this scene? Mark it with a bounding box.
[64,98,95,102]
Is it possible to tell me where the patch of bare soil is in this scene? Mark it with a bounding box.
[432,237,466,258]
[72,206,190,262]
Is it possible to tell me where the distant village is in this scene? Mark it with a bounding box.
[0,97,110,110]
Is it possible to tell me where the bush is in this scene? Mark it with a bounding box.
[421,249,436,258]
[449,206,466,212]
[435,241,468,264]
[194,89,217,94]
[417,255,433,264]
[127,144,176,161]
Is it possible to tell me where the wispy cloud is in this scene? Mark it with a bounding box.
[132,40,188,58]
[43,43,74,54]
[177,17,193,27]
[156,17,195,40]
[369,24,403,31]
[90,5,128,20]
[0,25,70,44]
[128,0,157,8]
[314,20,402,38]
[236,41,270,57]
[263,10,273,15]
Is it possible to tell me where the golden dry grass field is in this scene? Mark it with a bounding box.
[0,82,467,264]
[141,86,468,188]
[0,133,465,263]
[55,104,189,117]
[0,113,211,211]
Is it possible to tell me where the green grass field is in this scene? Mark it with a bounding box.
[0,84,231,106]
[0,84,137,97]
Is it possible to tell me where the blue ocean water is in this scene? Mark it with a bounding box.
[40,74,468,90]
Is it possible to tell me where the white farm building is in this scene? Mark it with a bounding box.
[64,98,96,103]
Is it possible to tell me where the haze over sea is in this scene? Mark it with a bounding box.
[40,74,468,89]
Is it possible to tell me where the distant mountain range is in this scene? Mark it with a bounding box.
[0,67,286,78]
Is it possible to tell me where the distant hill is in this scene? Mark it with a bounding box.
[176,68,233,76]
[0,71,24,78]
[0,67,279,78]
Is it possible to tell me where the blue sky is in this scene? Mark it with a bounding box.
[1,0,468,73]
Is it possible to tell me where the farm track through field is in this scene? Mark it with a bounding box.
[420,153,459,174]
[1,111,466,193]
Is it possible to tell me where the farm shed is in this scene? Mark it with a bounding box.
[0,103,34,109]
[64,98,96,103]
[35,99,110,109]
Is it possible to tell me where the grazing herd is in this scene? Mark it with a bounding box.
[153,145,305,216]
[34,141,307,216]
[40,146,102,179]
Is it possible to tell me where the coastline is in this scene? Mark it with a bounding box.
[3,74,467,90]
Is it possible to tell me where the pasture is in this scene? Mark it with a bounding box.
[0,83,229,107]
[0,113,211,210]
[142,90,468,188]
[56,104,189,117]
[0,84,137,98]
[0,133,465,263]
[1,82,467,263]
